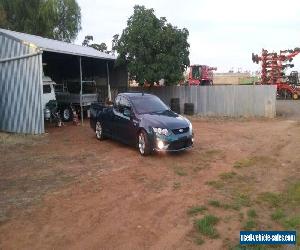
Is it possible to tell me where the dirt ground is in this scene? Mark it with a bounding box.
[1,117,300,250]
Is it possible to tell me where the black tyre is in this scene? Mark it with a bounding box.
[171,98,180,106]
[292,93,299,100]
[170,98,180,114]
[171,105,180,114]
[61,107,73,122]
[282,90,290,99]
[184,103,194,115]
[138,130,152,156]
[95,121,105,140]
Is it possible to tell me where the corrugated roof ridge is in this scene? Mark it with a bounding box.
[0,28,115,59]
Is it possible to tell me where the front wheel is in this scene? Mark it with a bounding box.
[138,130,152,156]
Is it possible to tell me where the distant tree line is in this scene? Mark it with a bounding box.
[0,2,190,85]
[114,5,190,85]
[82,5,190,85]
[0,0,81,42]
[82,35,109,53]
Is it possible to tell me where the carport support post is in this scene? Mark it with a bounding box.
[106,62,111,101]
[79,56,83,125]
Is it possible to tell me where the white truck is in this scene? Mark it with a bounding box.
[42,76,57,120]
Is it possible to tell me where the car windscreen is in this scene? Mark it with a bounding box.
[192,66,201,79]
[131,96,169,114]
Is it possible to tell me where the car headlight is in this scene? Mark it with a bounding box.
[189,122,193,132]
[153,127,170,136]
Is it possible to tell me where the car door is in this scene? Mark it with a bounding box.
[114,96,136,144]
[111,95,122,140]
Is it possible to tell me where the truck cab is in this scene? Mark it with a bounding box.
[187,65,217,85]
[42,76,56,120]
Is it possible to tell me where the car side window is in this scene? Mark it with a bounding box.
[116,96,129,114]
[122,98,131,110]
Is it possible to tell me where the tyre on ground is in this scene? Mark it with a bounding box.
[184,103,194,115]
[137,130,152,156]
[61,107,73,122]
[95,121,105,140]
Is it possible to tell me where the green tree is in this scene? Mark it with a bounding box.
[0,0,81,42]
[82,35,93,46]
[52,0,81,42]
[82,35,108,53]
[115,5,190,85]
[111,34,119,55]
[0,3,6,25]
[91,43,107,52]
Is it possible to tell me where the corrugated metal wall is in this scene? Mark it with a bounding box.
[130,85,277,118]
[0,33,44,134]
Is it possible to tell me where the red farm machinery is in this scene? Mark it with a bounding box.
[252,48,300,99]
[185,65,217,86]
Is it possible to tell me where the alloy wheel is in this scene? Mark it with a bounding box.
[63,109,70,121]
[96,122,102,140]
[138,133,145,155]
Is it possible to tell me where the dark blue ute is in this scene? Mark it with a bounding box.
[90,93,194,156]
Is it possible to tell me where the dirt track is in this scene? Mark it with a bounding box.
[1,118,300,249]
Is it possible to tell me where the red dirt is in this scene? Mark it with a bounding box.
[0,118,300,249]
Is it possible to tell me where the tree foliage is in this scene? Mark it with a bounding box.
[52,0,81,42]
[82,35,108,53]
[0,0,81,42]
[0,3,6,25]
[111,34,119,55]
[115,5,190,85]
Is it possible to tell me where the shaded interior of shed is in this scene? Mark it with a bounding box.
[42,51,127,90]
[43,51,110,84]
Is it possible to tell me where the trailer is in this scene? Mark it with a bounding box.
[55,80,98,121]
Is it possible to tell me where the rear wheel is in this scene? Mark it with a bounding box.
[292,93,299,100]
[284,90,291,99]
[61,107,73,122]
[138,130,152,156]
[278,89,291,99]
[95,121,105,140]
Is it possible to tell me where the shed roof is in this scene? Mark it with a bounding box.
[0,28,115,60]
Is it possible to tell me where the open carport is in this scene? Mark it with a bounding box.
[0,28,127,134]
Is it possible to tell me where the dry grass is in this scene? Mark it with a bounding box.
[1,119,300,249]
[0,134,96,224]
[233,156,273,169]
[0,132,44,146]
[203,150,300,247]
[0,161,75,224]
[187,205,207,216]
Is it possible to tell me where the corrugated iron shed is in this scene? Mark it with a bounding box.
[0,28,117,134]
[0,28,115,60]
[0,32,44,134]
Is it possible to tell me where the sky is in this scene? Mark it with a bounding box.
[76,0,300,73]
